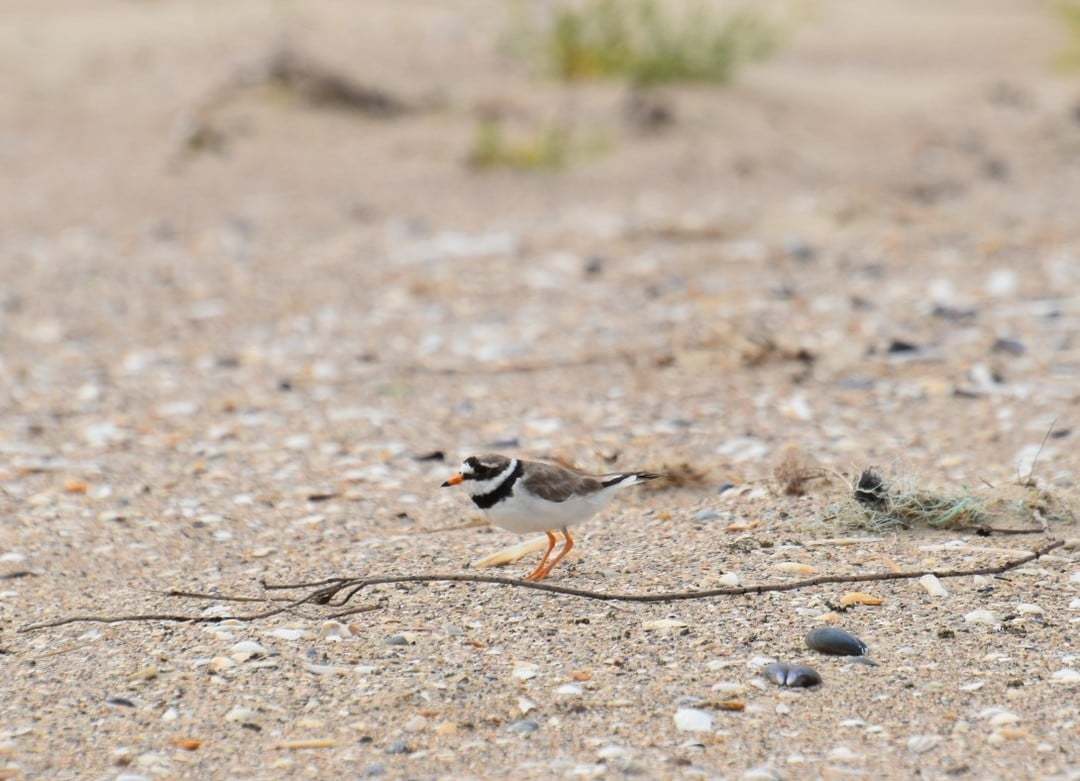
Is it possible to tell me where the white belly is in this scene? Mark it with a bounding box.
[485,486,615,534]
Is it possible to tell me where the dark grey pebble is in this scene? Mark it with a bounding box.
[385,635,409,646]
[805,627,869,657]
[763,662,822,688]
[384,740,411,755]
[507,719,540,735]
[106,696,136,708]
[991,337,1026,356]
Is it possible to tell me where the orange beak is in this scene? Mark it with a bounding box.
[441,473,464,487]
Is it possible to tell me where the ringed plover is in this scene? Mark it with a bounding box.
[442,454,659,581]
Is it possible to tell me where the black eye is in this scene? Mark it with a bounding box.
[466,457,479,469]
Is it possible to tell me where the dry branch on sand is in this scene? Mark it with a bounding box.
[20,539,1063,633]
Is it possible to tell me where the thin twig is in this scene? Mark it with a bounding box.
[19,539,1062,632]
[1019,416,1057,486]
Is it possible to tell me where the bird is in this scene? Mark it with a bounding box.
[441,453,660,581]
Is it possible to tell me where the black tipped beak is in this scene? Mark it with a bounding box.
[441,473,464,487]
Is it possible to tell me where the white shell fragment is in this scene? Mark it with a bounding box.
[674,707,714,732]
[918,574,949,598]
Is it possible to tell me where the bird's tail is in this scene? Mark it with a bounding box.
[600,472,663,489]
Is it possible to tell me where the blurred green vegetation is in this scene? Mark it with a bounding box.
[467,120,608,171]
[1059,1,1080,69]
[524,0,781,85]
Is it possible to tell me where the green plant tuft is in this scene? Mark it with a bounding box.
[467,120,607,171]
[537,0,781,85]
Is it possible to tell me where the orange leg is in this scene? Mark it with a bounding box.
[533,528,574,581]
[524,531,558,581]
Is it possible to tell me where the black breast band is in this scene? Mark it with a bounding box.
[472,460,524,510]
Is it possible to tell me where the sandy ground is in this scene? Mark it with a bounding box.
[2,1,1080,779]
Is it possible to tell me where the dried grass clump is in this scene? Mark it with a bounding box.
[831,468,1078,533]
[773,444,824,496]
[641,461,711,493]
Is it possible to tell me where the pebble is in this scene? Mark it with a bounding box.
[1015,603,1044,616]
[906,735,941,754]
[225,706,257,722]
[673,707,713,732]
[556,683,583,697]
[230,640,268,661]
[642,619,687,632]
[918,574,949,598]
[208,656,236,673]
[506,719,539,735]
[827,746,860,762]
[517,697,537,715]
[742,766,782,781]
[267,628,309,641]
[512,662,539,680]
[718,572,740,586]
[763,663,822,688]
[1051,668,1080,684]
[402,715,428,732]
[693,509,720,522]
[384,740,411,755]
[385,635,409,646]
[805,628,869,657]
[1069,598,1080,610]
[964,609,1002,626]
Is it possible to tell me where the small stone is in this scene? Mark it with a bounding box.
[106,696,136,708]
[385,635,409,646]
[906,735,941,754]
[208,656,236,673]
[918,574,949,598]
[1051,668,1080,684]
[827,746,860,762]
[1015,603,1044,616]
[763,663,822,688]
[988,711,1020,726]
[742,766,782,781]
[517,697,537,715]
[384,740,411,755]
[673,707,713,732]
[161,707,179,722]
[597,744,630,760]
[1069,598,1080,610]
[506,719,539,735]
[229,640,268,661]
[267,628,308,641]
[225,706,257,722]
[434,721,458,736]
[964,609,1002,626]
[402,715,428,733]
[642,619,688,632]
[556,683,583,696]
[805,628,869,657]
[512,662,539,680]
[717,572,740,587]
[693,509,721,522]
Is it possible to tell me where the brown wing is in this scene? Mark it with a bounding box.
[521,461,604,503]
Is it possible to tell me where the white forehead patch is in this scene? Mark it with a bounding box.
[460,461,475,475]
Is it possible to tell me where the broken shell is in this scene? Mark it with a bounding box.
[838,591,883,607]
[805,627,869,657]
[763,662,822,688]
